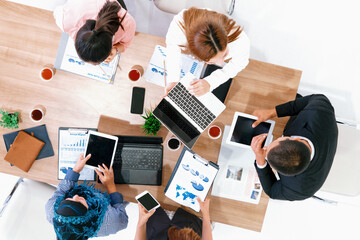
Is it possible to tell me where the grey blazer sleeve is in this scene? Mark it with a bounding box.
[96,192,129,237]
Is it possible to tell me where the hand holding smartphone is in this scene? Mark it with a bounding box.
[135,190,160,212]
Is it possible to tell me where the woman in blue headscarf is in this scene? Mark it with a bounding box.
[45,154,128,240]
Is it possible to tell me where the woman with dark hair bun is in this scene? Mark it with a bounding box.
[54,0,136,64]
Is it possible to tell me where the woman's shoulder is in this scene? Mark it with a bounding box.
[118,7,136,27]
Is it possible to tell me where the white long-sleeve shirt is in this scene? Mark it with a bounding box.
[165,9,250,91]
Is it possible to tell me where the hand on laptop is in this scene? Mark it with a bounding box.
[73,153,91,173]
[252,108,277,128]
[95,164,117,194]
[163,82,177,97]
[187,79,210,97]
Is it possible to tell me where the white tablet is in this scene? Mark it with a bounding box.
[226,112,275,148]
[84,131,118,170]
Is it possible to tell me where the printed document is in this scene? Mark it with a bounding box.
[55,33,119,84]
[165,149,218,212]
[211,126,263,204]
[58,129,95,181]
[144,45,205,87]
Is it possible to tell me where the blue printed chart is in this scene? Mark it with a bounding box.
[58,130,95,181]
[165,150,218,212]
[56,33,118,84]
[144,45,205,87]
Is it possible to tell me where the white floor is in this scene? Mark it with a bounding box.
[2,0,360,239]
[1,172,360,240]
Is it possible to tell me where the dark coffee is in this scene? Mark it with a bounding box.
[31,109,43,121]
[168,138,180,150]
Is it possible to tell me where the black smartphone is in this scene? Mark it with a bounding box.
[130,87,145,114]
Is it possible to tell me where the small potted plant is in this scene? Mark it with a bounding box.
[142,109,161,136]
[0,110,20,129]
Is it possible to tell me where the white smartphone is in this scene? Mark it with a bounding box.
[84,130,118,170]
[135,190,160,212]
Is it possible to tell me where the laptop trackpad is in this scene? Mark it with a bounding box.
[115,170,130,183]
[115,169,159,185]
[129,170,158,185]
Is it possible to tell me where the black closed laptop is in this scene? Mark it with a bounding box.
[99,135,163,185]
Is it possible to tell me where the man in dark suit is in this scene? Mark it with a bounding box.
[250,94,338,201]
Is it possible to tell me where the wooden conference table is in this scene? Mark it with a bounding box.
[0,0,301,232]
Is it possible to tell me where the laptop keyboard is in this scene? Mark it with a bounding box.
[167,83,216,130]
[113,144,162,170]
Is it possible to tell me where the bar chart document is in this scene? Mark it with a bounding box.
[58,128,96,181]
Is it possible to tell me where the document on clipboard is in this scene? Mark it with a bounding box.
[164,147,219,212]
[58,127,97,181]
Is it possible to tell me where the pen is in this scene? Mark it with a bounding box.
[98,65,113,83]
[163,60,167,91]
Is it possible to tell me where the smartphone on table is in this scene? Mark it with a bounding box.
[135,190,160,212]
[130,87,145,114]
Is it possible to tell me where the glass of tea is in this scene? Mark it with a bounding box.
[128,65,144,81]
[39,65,55,82]
[208,125,222,139]
[29,106,45,122]
[167,137,181,151]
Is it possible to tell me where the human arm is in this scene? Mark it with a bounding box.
[165,10,188,91]
[253,162,287,200]
[45,154,91,223]
[103,44,123,63]
[250,134,268,167]
[96,164,129,236]
[187,79,211,97]
[252,108,277,128]
[134,203,156,240]
[95,164,117,194]
[45,154,90,223]
[275,94,334,118]
[251,95,332,128]
[197,197,212,240]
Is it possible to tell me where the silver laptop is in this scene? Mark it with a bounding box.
[154,73,226,149]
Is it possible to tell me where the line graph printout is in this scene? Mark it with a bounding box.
[58,129,95,181]
[144,45,205,87]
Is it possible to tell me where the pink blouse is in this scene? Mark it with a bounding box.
[54,0,136,49]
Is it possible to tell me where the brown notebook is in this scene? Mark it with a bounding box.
[4,131,45,172]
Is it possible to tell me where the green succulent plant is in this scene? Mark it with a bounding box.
[142,109,161,136]
[0,110,19,129]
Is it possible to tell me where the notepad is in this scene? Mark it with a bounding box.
[164,147,219,212]
[3,124,54,162]
[4,131,44,172]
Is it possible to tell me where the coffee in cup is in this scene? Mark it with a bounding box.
[208,125,222,139]
[40,65,55,81]
[30,106,45,122]
[167,137,181,151]
[128,65,144,81]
